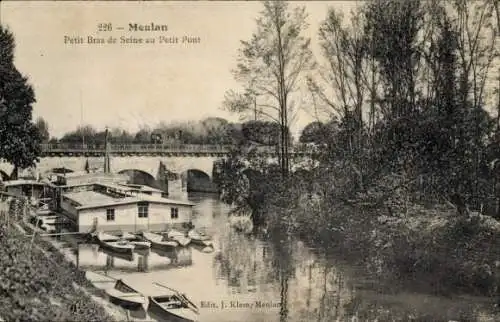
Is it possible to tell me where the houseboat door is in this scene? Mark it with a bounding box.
[134,209,137,233]
[136,202,150,232]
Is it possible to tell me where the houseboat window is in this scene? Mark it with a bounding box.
[171,207,179,219]
[106,209,115,221]
[138,202,149,218]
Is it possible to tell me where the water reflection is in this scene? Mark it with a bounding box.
[70,193,498,322]
[76,243,192,272]
[213,226,498,322]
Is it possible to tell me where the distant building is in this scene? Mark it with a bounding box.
[0,179,52,207]
[59,181,194,233]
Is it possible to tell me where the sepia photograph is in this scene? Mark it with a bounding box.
[0,0,499,321]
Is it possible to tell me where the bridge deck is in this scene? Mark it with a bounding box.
[40,144,315,156]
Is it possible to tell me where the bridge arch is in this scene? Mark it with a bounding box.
[182,169,211,181]
[118,169,157,189]
[181,169,217,193]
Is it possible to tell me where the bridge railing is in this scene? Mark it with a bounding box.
[41,143,232,153]
[40,143,317,154]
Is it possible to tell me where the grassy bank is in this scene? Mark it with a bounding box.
[0,198,117,321]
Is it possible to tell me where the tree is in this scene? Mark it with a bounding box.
[109,127,134,144]
[224,1,314,177]
[310,8,370,152]
[35,117,50,143]
[134,125,151,143]
[241,120,282,146]
[0,25,42,178]
[201,117,232,144]
[299,121,328,144]
[60,124,97,144]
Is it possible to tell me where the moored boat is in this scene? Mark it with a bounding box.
[93,231,120,242]
[85,271,117,290]
[167,229,191,247]
[187,229,213,247]
[117,231,137,241]
[143,232,178,251]
[99,246,135,262]
[96,232,135,255]
[106,279,146,309]
[130,240,152,250]
[148,283,199,322]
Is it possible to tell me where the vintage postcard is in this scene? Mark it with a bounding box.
[0,1,499,322]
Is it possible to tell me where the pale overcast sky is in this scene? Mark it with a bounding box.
[1,1,359,138]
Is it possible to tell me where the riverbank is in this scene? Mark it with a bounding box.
[18,219,131,321]
[267,188,500,301]
[0,197,126,322]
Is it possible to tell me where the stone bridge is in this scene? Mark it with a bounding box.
[0,143,316,192]
[0,155,220,193]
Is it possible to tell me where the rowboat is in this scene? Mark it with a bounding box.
[187,229,213,247]
[130,240,151,250]
[148,282,199,322]
[85,271,117,290]
[117,231,138,241]
[96,232,135,255]
[167,229,191,247]
[94,231,120,242]
[106,279,146,309]
[143,232,178,251]
[99,246,135,262]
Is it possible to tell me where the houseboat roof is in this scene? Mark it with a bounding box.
[60,181,165,195]
[2,180,47,187]
[63,190,195,210]
[98,182,165,193]
[120,183,164,193]
[57,172,129,186]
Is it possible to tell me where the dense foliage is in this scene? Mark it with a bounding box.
[53,117,291,148]
[218,0,500,298]
[0,26,42,178]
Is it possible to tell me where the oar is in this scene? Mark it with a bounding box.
[91,280,117,283]
[86,271,118,283]
[109,293,145,299]
[152,282,199,313]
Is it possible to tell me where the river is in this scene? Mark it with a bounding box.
[64,192,498,322]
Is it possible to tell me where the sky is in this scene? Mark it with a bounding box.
[0,1,360,139]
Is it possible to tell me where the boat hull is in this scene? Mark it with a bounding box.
[131,241,151,250]
[143,233,178,251]
[107,292,145,309]
[167,230,191,247]
[150,240,177,251]
[99,247,135,261]
[190,239,213,247]
[85,271,117,290]
[148,297,198,322]
[98,241,134,255]
[187,230,213,247]
[168,235,191,247]
[106,280,146,310]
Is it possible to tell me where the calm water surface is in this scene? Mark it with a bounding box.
[65,192,499,322]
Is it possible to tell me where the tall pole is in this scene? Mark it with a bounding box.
[80,89,85,146]
[254,97,257,121]
[104,127,110,174]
